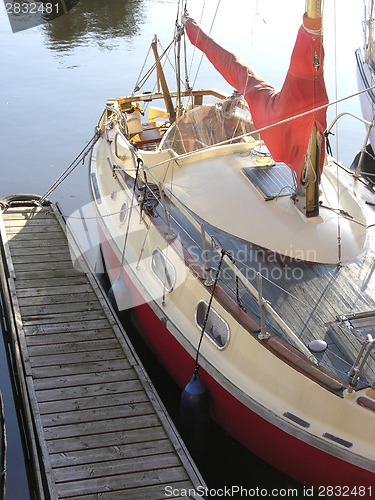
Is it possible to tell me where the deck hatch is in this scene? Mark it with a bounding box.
[338,311,375,358]
[242,164,296,200]
[340,311,375,337]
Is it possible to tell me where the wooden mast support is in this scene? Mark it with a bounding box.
[151,35,176,124]
[304,0,323,218]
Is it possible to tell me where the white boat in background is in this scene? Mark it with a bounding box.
[90,0,375,494]
[356,0,375,170]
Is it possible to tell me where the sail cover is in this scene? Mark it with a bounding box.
[184,15,329,183]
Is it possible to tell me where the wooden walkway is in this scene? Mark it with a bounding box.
[0,201,204,499]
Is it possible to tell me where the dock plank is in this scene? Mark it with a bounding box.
[36,379,143,403]
[70,481,195,500]
[0,203,204,499]
[39,391,148,415]
[9,238,73,249]
[15,269,86,281]
[27,338,120,356]
[46,426,169,454]
[16,283,94,297]
[49,438,174,467]
[13,261,84,273]
[23,318,111,335]
[55,466,189,498]
[33,368,134,390]
[43,414,161,441]
[22,309,106,324]
[15,275,89,289]
[20,300,102,316]
[30,359,129,378]
[53,452,182,482]
[41,401,155,427]
[29,348,127,367]
[25,328,114,345]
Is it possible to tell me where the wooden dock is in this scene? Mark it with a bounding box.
[0,200,204,499]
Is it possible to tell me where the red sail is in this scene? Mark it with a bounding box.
[185,15,329,183]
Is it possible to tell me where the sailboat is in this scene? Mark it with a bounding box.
[89,0,375,493]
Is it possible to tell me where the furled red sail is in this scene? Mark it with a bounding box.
[184,15,329,183]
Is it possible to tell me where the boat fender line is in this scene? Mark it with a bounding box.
[194,248,225,372]
[178,250,228,451]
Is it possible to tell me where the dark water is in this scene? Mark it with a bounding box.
[0,0,366,497]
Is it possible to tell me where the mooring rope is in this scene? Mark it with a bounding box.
[39,128,101,205]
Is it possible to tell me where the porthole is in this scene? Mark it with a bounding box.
[119,202,128,224]
[195,300,230,349]
[151,248,176,292]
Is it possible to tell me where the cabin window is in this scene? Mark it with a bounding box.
[119,202,128,224]
[151,249,176,292]
[195,301,230,349]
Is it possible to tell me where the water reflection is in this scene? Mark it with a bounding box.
[42,0,146,52]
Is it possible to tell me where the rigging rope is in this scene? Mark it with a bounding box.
[186,0,222,92]
[133,43,152,93]
[332,0,342,265]
[133,39,175,93]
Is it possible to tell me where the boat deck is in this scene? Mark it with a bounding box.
[0,202,204,499]
[136,169,375,391]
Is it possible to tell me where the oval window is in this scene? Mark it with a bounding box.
[195,301,230,349]
[119,202,128,224]
[151,249,176,292]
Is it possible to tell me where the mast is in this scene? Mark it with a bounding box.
[365,0,375,64]
[303,0,323,219]
[306,0,322,19]
[151,35,176,124]
[175,25,183,119]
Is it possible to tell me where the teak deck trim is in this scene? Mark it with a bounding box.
[0,202,205,499]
